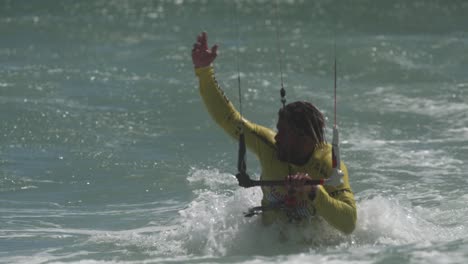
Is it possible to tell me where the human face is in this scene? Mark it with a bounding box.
[274,117,305,163]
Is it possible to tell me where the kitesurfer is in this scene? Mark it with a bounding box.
[191,32,356,234]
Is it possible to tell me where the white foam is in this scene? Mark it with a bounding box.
[151,168,467,259]
[187,167,238,190]
[3,168,467,264]
[7,168,462,264]
[354,196,451,245]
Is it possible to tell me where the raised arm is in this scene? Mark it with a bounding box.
[191,32,277,161]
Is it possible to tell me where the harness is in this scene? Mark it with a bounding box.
[244,188,352,220]
[244,190,314,221]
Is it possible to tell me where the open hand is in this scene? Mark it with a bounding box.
[191,32,218,68]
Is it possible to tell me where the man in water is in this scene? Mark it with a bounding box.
[191,32,356,234]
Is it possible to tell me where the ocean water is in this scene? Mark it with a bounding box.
[1,0,468,263]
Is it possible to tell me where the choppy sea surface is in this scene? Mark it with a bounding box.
[1,1,468,263]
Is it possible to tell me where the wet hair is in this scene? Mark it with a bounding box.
[278,101,325,146]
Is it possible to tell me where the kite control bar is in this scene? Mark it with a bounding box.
[235,132,344,188]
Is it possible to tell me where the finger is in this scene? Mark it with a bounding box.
[211,44,218,56]
[201,32,208,50]
[196,34,203,49]
[285,175,292,187]
[197,33,203,43]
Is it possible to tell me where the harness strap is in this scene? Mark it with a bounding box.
[244,189,352,218]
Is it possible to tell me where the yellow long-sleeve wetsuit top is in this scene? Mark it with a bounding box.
[195,66,357,234]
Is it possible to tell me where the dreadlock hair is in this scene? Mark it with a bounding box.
[278,101,326,147]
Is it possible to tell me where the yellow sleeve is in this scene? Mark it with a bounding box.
[309,163,357,234]
[195,66,276,159]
